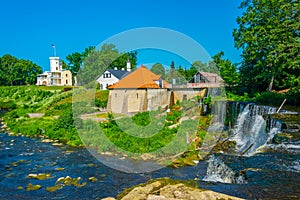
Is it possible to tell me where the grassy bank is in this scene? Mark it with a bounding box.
[0,86,108,147]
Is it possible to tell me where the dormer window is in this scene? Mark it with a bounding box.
[104,73,111,78]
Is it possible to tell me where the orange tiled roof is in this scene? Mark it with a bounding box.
[108,66,164,89]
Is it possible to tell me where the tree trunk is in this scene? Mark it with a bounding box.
[268,76,274,92]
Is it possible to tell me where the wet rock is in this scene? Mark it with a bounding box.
[17,186,24,190]
[55,167,65,171]
[26,183,42,191]
[56,176,86,188]
[121,181,162,200]
[42,139,54,143]
[102,198,116,200]
[119,178,244,200]
[147,195,168,200]
[27,173,52,180]
[46,184,63,192]
[89,177,98,182]
[52,142,63,146]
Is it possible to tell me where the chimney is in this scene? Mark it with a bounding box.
[126,59,131,71]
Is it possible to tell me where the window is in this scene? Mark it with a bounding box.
[66,74,68,77]
[183,94,187,101]
[66,80,68,84]
[100,84,103,90]
[56,67,58,70]
[136,93,139,99]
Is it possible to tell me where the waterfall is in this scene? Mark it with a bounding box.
[230,103,281,156]
[203,155,246,184]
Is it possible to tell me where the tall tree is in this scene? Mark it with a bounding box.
[213,51,239,92]
[65,46,95,85]
[233,0,300,93]
[150,63,165,76]
[0,54,42,86]
[109,51,137,70]
[77,44,120,86]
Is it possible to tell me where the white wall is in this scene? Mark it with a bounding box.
[97,70,119,90]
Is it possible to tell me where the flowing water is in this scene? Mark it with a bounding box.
[1,102,300,199]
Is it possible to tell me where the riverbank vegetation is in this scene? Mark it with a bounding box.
[0,86,108,146]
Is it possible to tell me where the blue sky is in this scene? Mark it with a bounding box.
[0,0,243,71]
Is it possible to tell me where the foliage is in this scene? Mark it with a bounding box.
[65,46,95,85]
[254,90,300,106]
[109,51,137,70]
[0,54,42,86]
[213,51,240,92]
[233,0,300,93]
[0,100,16,110]
[0,86,87,147]
[150,63,165,76]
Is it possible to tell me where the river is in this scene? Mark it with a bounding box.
[1,102,300,199]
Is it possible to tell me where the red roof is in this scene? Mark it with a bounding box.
[108,66,164,89]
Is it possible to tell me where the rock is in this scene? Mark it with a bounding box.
[121,181,162,200]
[55,167,65,171]
[89,177,98,182]
[52,143,63,146]
[56,176,86,188]
[147,195,169,200]
[191,116,199,120]
[46,184,63,192]
[26,183,42,191]
[119,179,244,200]
[140,153,156,161]
[27,173,51,180]
[42,139,54,143]
[179,116,189,124]
[101,198,116,200]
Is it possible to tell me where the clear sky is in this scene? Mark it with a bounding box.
[0,0,243,71]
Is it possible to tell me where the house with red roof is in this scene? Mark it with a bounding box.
[107,66,169,114]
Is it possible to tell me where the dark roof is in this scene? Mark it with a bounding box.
[107,69,131,79]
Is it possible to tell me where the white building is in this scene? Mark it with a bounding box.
[96,59,131,90]
[36,57,74,86]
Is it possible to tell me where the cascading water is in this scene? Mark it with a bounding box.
[230,103,281,156]
[203,155,246,184]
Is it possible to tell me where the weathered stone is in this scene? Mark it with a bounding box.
[179,116,189,124]
[101,198,116,200]
[147,195,169,200]
[26,183,42,191]
[120,179,244,200]
[27,173,52,180]
[121,181,162,200]
[89,177,98,182]
[46,184,63,192]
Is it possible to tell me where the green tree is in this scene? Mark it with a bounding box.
[213,51,239,92]
[66,46,95,85]
[109,51,137,70]
[233,0,300,93]
[150,63,165,76]
[185,64,198,82]
[0,54,42,86]
[77,44,119,86]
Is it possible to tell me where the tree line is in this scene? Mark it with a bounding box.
[1,0,298,96]
[0,54,42,86]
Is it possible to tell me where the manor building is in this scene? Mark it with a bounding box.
[36,57,74,86]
